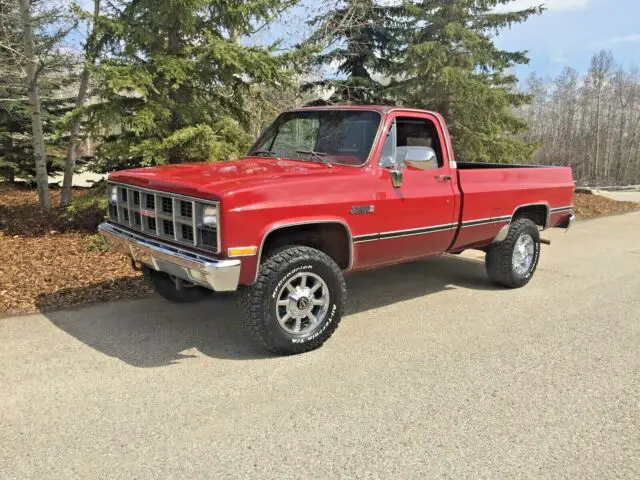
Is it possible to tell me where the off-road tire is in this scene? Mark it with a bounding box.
[485,218,541,289]
[143,268,212,303]
[239,246,346,355]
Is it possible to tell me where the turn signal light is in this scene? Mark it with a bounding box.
[228,246,257,257]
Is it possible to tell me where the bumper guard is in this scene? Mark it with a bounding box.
[98,223,240,292]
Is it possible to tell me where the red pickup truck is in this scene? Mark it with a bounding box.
[99,106,575,354]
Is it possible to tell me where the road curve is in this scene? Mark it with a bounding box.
[1,213,639,479]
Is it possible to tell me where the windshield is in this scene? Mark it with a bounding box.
[248,110,382,166]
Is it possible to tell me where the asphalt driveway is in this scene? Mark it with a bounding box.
[1,212,639,479]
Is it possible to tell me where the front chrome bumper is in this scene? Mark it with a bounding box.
[98,223,240,292]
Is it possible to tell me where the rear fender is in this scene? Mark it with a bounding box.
[493,202,550,243]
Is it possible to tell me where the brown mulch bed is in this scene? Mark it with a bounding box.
[573,192,640,220]
[1,184,639,317]
[0,183,151,317]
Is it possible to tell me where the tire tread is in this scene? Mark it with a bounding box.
[485,218,540,289]
[239,246,346,355]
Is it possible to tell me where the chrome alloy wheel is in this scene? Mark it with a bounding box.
[512,233,535,276]
[275,272,330,335]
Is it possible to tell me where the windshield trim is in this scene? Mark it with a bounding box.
[247,109,385,169]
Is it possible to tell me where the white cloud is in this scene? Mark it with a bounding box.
[608,34,640,44]
[496,0,590,12]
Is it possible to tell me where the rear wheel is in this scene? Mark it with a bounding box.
[143,268,212,303]
[239,246,346,355]
[485,218,541,288]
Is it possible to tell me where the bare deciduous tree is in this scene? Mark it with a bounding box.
[18,0,51,208]
[522,51,640,186]
[60,0,101,207]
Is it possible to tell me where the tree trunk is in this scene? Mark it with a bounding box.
[3,135,15,182]
[19,0,50,208]
[60,0,101,207]
[229,27,241,44]
[594,86,601,185]
[623,117,640,182]
[616,101,627,184]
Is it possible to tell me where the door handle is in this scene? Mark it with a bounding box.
[434,174,451,181]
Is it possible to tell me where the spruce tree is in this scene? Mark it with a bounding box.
[391,0,542,163]
[0,9,27,183]
[306,0,399,104]
[87,0,298,170]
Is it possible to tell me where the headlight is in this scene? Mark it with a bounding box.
[202,205,218,226]
[109,185,118,203]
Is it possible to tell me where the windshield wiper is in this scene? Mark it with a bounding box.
[295,150,333,168]
[249,150,279,157]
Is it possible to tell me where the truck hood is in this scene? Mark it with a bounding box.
[108,157,365,202]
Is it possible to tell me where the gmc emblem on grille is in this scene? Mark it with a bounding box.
[139,209,155,217]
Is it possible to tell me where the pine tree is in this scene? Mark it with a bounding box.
[0,0,26,182]
[391,0,542,163]
[305,0,399,104]
[86,0,299,171]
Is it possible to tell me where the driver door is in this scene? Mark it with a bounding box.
[363,112,457,266]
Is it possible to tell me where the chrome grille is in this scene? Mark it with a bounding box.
[107,183,220,253]
[161,197,173,214]
[180,201,192,218]
[181,224,194,242]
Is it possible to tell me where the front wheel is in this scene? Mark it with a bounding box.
[485,218,541,288]
[239,246,346,355]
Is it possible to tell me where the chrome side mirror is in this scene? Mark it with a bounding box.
[389,168,403,188]
[405,147,437,170]
[380,120,404,188]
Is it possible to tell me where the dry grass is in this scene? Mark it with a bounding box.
[0,184,151,317]
[573,192,639,220]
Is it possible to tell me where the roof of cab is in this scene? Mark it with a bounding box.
[287,105,436,116]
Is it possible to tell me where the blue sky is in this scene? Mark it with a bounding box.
[494,0,640,77]
[255,0,640,79]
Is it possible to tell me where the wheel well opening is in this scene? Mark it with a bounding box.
[513,205,548,228]
[261,223,351,269]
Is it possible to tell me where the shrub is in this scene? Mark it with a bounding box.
[85,233,108,252]
[60,182,107,232]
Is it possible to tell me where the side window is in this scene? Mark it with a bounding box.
[270,118,319,152]
[395,118,442,168]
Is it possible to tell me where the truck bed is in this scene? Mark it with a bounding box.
[450,164,575,252]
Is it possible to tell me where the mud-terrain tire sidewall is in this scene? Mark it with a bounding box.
[486,218,541,289]
[143,268,212,303]
[239,246,346,355]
